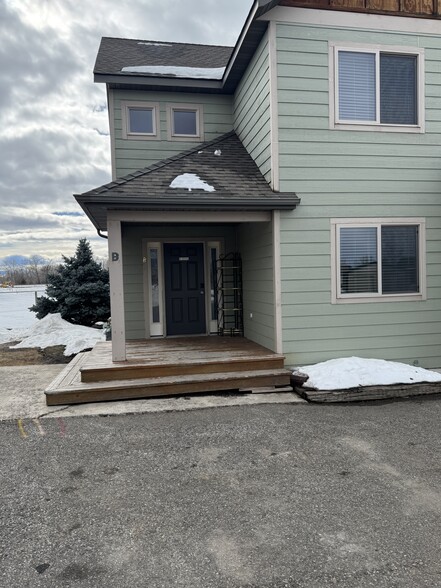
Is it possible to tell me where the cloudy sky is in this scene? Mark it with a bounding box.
[0,0,251,261]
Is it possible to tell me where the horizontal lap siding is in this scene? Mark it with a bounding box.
[233,32,272,183]
[277,23,441,368]
[238,222,275,351]
[112,90,233,177]
[121,224,236,340]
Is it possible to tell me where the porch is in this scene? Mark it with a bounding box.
[45,336,293,406]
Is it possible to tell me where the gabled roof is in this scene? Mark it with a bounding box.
[75,132,299,231]
[94,0,281,93]
[95,38,233,76]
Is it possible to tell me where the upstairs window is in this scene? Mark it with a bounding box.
[331,219,426,303]
[167,104,204,141]
[129,107,154,134]
[121,101,159,140]
[330,44,424,132]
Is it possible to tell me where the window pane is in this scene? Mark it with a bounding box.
[173,110,197,135]
[340,227,378,294]
[380,54,417,125]
[150,248,160,323]
[381,226,419,294]
[129,108,153,133]
[210,248,218,321]
[338,51,376,121]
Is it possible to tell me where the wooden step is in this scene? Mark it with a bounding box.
[80,354,285,382]
[46,362,292,406]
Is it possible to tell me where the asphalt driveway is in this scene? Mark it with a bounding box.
[1,398,441,587]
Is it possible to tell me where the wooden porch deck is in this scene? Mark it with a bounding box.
[45,337,292,406]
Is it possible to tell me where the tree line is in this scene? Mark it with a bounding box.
[0,256,54,285]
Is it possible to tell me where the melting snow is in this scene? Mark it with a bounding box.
[121,65,225,79]
[137,42,172,47]
[9,313,105,356]
[295,356,441,391]
[170,173,215,192]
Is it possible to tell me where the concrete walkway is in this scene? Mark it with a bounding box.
[0,364,305,421]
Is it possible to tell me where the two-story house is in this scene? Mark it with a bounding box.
[76,0,441,375]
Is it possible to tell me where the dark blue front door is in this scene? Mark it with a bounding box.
[164,243,206,335]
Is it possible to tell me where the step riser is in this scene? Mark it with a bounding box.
[46,373,291,406]
[81,357,285,383]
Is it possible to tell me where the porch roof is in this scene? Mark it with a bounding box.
[75,131,300,231]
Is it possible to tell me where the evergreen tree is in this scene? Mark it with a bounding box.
[31,239,110,326]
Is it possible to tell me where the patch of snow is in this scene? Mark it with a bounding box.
[121,65,225,80]
[10,313,105,356]
[170,173,215,192]
[294,356,441,391]
[214,149,222,156]
[0,327,29,345]
[198,151,203,154]
[137,42,172,47]
[0,286,46,329]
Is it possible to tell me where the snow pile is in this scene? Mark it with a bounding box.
[121,65,225,79]
[170,173,215,192]
[295,357,441,391]
[10,313,105,356]
[0,327,29,345]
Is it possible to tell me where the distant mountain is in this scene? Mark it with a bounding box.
[0,255,49,266]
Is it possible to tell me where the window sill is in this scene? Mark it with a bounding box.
[333,293,425,304]
[331,123,424,134]
[124,133,159,141]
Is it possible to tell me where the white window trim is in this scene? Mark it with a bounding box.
[329,42,425,133]
[121,101,160,140]
[330,217,426,304]
[166,103,204,141]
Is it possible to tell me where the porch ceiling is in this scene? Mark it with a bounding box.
[75,132,299,231]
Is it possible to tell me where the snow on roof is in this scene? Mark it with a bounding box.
[295,357,441,391]
[170,173,215,192]
[137,42,172,47]
[120,65,225,79]
[9,313,105,356]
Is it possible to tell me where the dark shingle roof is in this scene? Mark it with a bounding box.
[75,132,299,230]
[94,37,233,77]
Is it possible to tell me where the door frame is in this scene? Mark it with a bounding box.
[143,237,222,337]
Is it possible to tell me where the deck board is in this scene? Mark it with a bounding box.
[80,337,285,382]
[45,336,292,406]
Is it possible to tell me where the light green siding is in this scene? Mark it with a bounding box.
[238,222,275,351]
[233,31,272,183]
[112,90,233,177]
[277,22,441,368]
[121,224,236,339]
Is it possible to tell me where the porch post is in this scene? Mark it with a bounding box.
[272,210,283,354]
[107,219,126,362]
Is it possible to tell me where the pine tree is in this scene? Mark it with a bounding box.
[31,239,110,326]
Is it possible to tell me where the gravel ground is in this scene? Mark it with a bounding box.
[1,399,441,587]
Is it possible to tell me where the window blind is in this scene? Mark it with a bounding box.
[340,227,378,294]
[338,51,376,121]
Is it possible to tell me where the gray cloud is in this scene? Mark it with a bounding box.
[0,0,251,259]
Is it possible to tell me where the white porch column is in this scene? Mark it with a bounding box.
[107,219,126,362]
[272,210,283,354]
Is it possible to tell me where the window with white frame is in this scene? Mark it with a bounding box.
[167,104,203,140]
[330,44,424,132]
[121,101,159,139]
[331,219,426,303]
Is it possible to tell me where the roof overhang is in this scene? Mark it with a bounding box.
[75,194,300,232]
[95,0,282,93]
